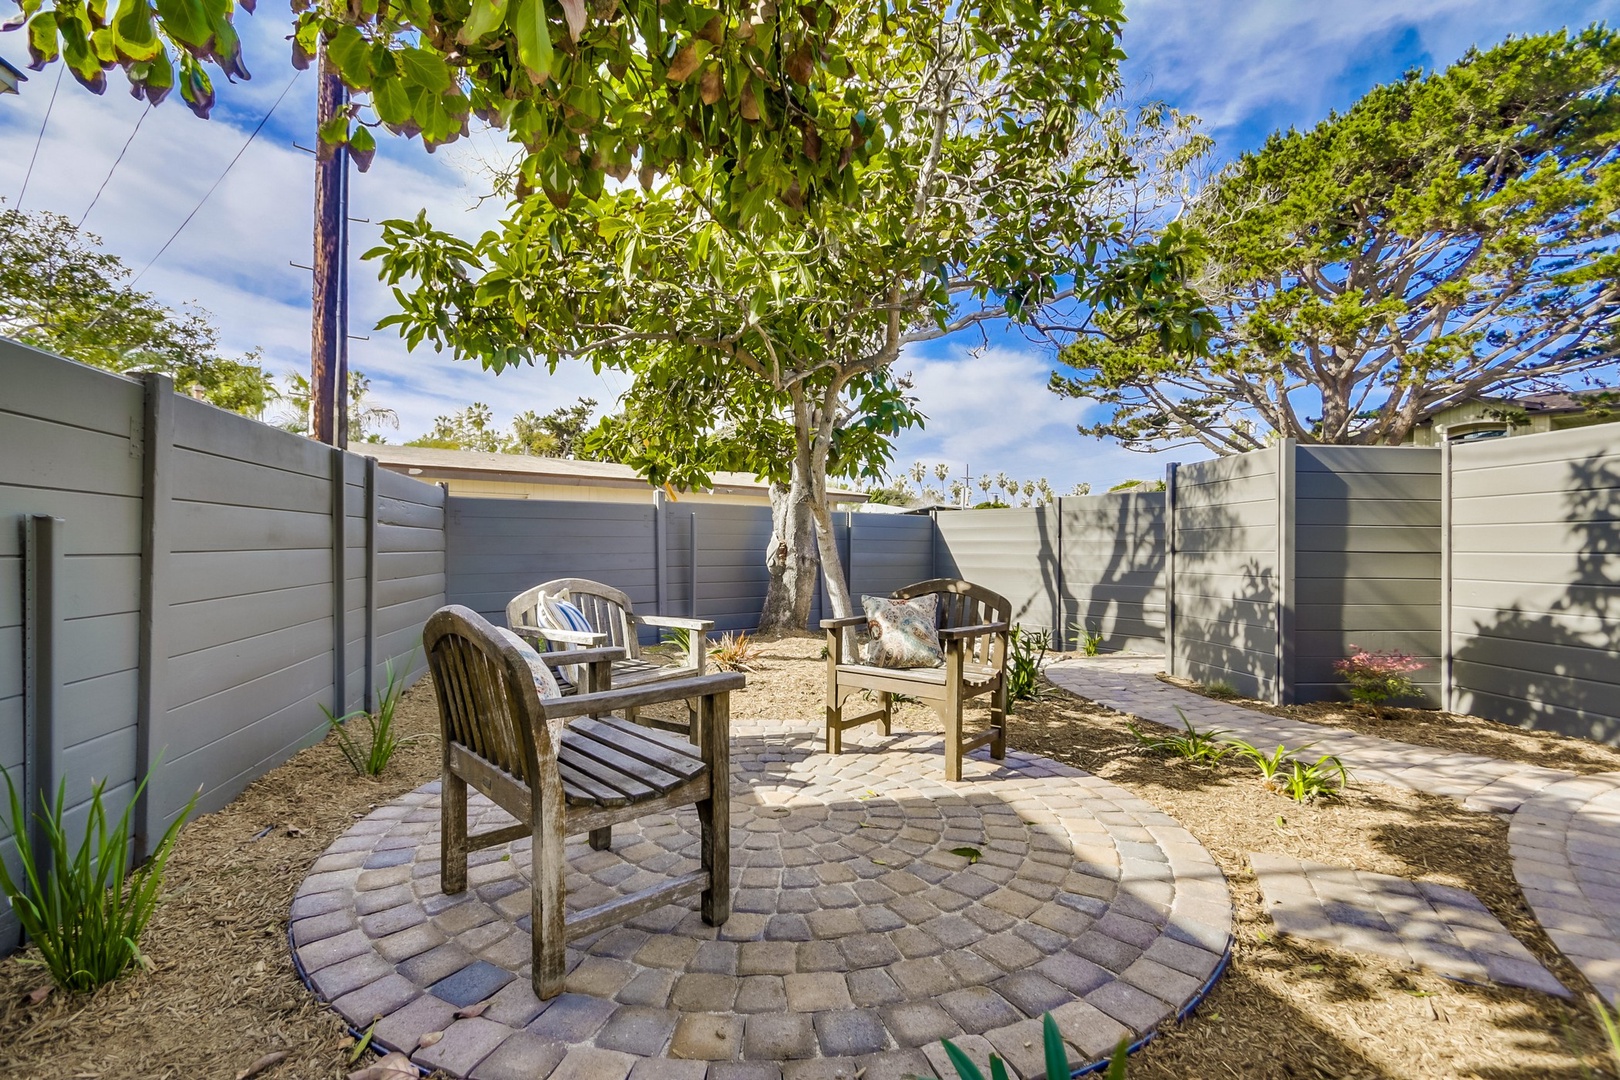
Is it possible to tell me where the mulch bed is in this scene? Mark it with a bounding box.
[0,635,1612,1079]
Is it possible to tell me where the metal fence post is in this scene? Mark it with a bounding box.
[135,371,173,861]
[1275,439,1297,705]
[653,489,667,617]
[689,510,699,619]
[1163,463,1179,676]
[1440,440,1454,713]
[21,514,63,879]
[363,455,378,713]
[331,447,348,717]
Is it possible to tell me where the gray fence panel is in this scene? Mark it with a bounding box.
[1059,493,1166,651]
[934,508,1061,633]
[0,341,147,953]
[375,468,446,687]
[1448,426,1620,741]
[847,513,934,600]
[1171,449,1280,699]
[689,504,773,634]
[1292,446,1442,704]
[444,497,658,630]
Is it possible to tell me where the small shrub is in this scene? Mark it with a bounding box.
[1227,738,1314,788]
[1334,646,1423,716]
[708,631,763,672]
[327,656,426,777]
[1203,680,1240,699]
[1279,754,1351,802]
[939,1013,1127,1080]
[0,766,198,992]
[659,626,694,657]
[1126,708,1232,766]
[1068,621,1104,657]
[1006,625,1052,712]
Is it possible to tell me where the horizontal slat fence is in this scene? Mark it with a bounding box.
[0,340,446,953]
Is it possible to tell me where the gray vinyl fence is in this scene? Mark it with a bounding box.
[1166,441,1442,705]
[1445,426,1620,742]
[0,340,444,953]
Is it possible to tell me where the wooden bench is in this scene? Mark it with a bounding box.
[821,578,1011,781]
[508,578,713,727]
[424,604,742,999]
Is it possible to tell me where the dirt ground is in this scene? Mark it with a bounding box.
[0,636,1612,1079]
[1161,671,1620,775]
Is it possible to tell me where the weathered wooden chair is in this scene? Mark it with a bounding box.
[424,604,740,999]
[821,578,1011,781]
[507,578,712,726]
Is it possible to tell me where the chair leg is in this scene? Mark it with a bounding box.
[441,770,468,894]
[880,691,893,736]
[991,679,1008,761]
[588,826,613,851]
[699,694,731,926]
[626,705,640,726]
[825,697,843,755]
[943,689,964,782]
[531,817,568,1000]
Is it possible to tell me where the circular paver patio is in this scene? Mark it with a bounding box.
[290,721,1231,1079]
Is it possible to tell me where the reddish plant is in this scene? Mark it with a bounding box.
[1334,646,1424,715]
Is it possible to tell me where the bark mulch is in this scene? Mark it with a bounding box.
[0,635,1613,1079]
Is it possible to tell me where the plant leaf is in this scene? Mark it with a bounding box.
[949,846,982,864]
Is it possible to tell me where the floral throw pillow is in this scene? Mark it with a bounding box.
[861,594,943,669]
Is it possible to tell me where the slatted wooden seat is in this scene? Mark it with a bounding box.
[822,578,1011,781]
[425,604,741,1000]
[508,578,713,726]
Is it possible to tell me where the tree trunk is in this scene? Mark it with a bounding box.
[757,476,821,635]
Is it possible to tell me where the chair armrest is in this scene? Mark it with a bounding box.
[639,615,715,632]
[939,621,1009,641]
[510,622,606,647]
[539,672,747,720]
[820,616,867,630]
[540,645,627,666]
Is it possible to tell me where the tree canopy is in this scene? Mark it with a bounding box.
[1052,25,1620,453]
[364,0,1211,629]
[1,207,276,414]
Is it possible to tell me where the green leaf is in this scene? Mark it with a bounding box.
[151,0,209,49]
[941,1039,988,1080]
[327,25,371,86]
[460,0,507,43]
[1041,1013,1068,1080]
[398,46,451,93]
[112,0,162,62]
[949,846,981,864]
[511,0,553,83]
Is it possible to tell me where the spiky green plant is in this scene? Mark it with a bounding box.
[1006,625,1052,711]
[0,766,198,992]
[326,654,425,776]
[939,1014,1129,1079]
[1227,738,1315,787]
[1279,754,1351,802]
[1127,708,1233,766]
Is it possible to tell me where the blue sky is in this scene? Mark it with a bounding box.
[1,0,1614,492]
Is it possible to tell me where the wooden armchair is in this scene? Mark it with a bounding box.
[507,578,713,726]
[424,605,741,999]
[822,578,1011,781]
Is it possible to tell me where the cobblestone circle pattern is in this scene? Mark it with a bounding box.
[292,722,1232,1079]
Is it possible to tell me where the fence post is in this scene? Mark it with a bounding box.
[1053,498,1065,642]
[21,514,63,878]
[363,455,378,713]
[689,510,699,619]
[1275,439,1297,706]
[1163,463,1179,677]
[331,447,348,717]
[134,371,173,861]
[1439,440,1454,713]
[653,490,667,617]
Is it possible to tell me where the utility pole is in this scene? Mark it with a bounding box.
[310,43,349,447]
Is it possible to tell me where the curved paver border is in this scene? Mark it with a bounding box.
[290,721,1232,1079]
[1511,772,1620,1004]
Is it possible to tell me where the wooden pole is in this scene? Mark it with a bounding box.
[310,44,349,447]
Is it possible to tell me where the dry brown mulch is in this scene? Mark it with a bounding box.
[1161,670,1620,775]
[0,635,1613,1080]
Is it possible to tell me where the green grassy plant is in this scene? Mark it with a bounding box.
[1587,993,1620,1077]
[1127,708,1233,766]
[326,655,425,777]
[0,766,198,992]
[1279,754,1351,802]
[1203,680,1240,699]
[1227,739,1314,787]
[1006,625,1052,712]
[1068,621,1104,656]
[659,626,693,657]
[939,1013,1127,1079]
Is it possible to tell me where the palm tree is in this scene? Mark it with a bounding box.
[933,462,950,483]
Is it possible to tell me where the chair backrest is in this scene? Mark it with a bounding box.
[425,605,553,788]
[892,578,1011,671]
[507,578,641,659]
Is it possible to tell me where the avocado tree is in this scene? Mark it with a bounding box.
[364,0,1210,633]
[1051,26,1620,453]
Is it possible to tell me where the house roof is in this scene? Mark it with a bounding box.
[1496,389,1620,415]
[354,444,868,501]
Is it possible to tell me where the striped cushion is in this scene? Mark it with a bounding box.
[493,626,563,699]
[543,596,596,636]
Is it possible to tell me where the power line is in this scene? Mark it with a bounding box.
[15,64,63,211]
[127,69,302,289]
[78,102,152,229]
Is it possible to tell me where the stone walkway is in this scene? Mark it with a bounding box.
[292,721,1233,1080]
[1512,773,1620,1005]
[1250,854,1567,997]
[1045,656,1573,813]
